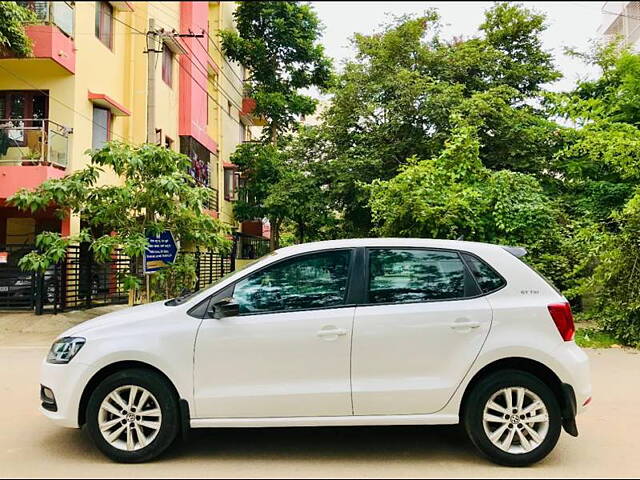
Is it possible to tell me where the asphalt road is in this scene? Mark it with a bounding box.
[0,341,639,478]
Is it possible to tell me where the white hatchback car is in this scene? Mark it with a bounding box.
[40,238,591,466]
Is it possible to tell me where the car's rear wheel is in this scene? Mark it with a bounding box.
[463,369,562,467]
[85,368,179,463]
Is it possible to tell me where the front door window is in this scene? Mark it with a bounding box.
[233,250,352,314]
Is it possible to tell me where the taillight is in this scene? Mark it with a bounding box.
[548,302,575,341]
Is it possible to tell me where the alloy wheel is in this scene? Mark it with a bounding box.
[482,387,550,454]
[98,385,162,451]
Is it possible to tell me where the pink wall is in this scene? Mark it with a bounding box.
[25,25,75,74]
[179,2,218,154]
[0,165,66,199]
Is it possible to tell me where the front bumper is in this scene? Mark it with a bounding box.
[39,357,92,428]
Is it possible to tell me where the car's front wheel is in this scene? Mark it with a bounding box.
[85,368,179,462]
[463,369,562,467]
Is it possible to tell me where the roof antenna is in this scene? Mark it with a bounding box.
[456,234,464,241]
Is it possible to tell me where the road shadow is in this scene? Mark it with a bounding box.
[37,423,484,465]
[166,424,485,465]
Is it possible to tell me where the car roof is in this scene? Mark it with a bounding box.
[273,238,506,257]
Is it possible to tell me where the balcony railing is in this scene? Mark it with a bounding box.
[0,119,70,168]
[203,186,219,212]
[18,1,74,37]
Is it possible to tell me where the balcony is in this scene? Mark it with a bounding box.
[0,118,70,167]
[1,2,76,73]
[0,118,70,198]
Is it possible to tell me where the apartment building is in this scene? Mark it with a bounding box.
[0,1,262,248]
[598,1,640,46]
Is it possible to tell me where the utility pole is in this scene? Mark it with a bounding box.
[146,18,157,144]
[142,18,159,304]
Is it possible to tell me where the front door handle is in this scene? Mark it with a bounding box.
[317,326,348,339]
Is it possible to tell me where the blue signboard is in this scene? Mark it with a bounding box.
[143,231,178,273]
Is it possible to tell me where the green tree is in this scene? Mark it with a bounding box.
[229,129,333,247]
[0,2,36,57]
[314,3,563,237]
[367,122,563,274]
[221,1,332,144]
[549,41,640,345]
[221,1,332,249]
[8,142,230,297]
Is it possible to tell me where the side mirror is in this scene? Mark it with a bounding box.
[210,297,240,319]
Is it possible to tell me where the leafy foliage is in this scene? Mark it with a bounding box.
[308,3,563,237]
[9,142,231,298]
[0,2,36,57]
[221,1,332,142]
[368,123,563,271]
[149,253,198,301]
[221,1,332,248]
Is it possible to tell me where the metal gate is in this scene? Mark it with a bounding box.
[0,241,237,315]
[0,244,38,310]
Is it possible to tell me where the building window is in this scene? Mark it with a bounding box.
[0,91,48,146]
[224,167,238,201]
[92,107,111,150]
[162,44,173,87]
[164,135,173,150]
[95,1,113,49]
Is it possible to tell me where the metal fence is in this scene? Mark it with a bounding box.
[0,244,37,310]
[0,241,236,314]
[58,244,132,312]
[234,232,270,260]
[185,249,234,290]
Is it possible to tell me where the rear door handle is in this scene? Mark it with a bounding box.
[317,327,348,338]
[450,320,481,330]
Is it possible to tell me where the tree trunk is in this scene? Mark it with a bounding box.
[269,218,280,251]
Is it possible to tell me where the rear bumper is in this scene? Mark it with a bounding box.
[553,342,592,414]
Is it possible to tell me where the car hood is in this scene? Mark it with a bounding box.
[62,301,171,338]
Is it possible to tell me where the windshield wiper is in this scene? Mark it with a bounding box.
[165,288,194,306]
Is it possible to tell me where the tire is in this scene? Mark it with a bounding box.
[85,368,180,463]
[463,369,562,467]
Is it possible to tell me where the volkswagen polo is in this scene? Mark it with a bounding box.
[39,238,591,466]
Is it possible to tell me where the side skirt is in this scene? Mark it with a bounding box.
[190,413,459,429]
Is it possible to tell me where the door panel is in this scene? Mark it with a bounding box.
[352,298,492,415]
[194,307,355,418]
[352,247,492,416]
[193,248,356,419]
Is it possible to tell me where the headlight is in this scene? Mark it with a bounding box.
[47,337,86,364]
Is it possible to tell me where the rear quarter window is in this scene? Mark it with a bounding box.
[461,253,506,294]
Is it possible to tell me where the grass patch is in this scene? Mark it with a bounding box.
[575,328,619,348]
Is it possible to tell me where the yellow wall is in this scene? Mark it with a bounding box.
[1,1,244,236]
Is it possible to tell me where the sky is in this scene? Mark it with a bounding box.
[309,1,608,96]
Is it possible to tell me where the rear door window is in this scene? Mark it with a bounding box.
[367,249,468,304]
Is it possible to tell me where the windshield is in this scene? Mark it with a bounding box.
[165,253,273,306]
